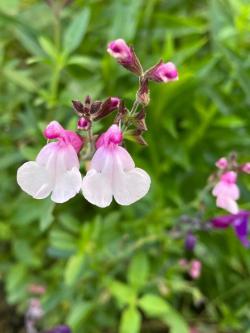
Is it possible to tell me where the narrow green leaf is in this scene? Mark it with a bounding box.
[63,8,90,54]
[127,252,149,290]
[39,199,55,231]
[67,301,93,330]
[38,36,57,59]
[64,253,85,286]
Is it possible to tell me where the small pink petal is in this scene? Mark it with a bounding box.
[62,130,84,153]
[96,124,123,148]
[220,171,237,184]
[44,121,64,139]
[215,157,228,169]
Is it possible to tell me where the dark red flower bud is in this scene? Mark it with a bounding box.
[77,117,91,130]
[72,100,84,116]
[93,97,121,121]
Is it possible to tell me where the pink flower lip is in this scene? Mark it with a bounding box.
[44,121,84,153]
[96,124,123,148]
[62,130,84,153]
[220,171,237,184]
[215,157,228,169]
[44,121,63,139]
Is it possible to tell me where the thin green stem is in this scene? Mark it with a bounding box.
[48,2,62,108]
[88,126,95,155]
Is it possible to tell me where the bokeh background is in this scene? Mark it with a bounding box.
[1,0,250,332]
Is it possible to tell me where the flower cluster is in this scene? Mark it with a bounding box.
[212,154,250,214]
[17,39,178,208]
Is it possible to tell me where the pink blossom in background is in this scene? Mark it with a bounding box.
[215,157,228,170]
[107,39,132,63]
[242,162,250,174]
[82,124,151,208]
[212,171,240,214]
[179,258,188,268]
[17,121,83,203]
[189,260,202,279]
[28,284,46,295]
[189,327,200,333]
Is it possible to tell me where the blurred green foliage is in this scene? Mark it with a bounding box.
[1,0,250,332]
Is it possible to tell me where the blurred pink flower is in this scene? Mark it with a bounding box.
[17,121,83,203]
[28,284,46,295]
[179,258,188,267]
[242,162,250,174]
[215,157,228,170]
[82,124,150,207]
[189,327,200,333]
[189,260,202,279]
[212,171,240,214]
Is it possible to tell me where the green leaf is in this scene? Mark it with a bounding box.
[67,301,93,330]
[119,306,141,333]
[63,8,90,54]
[161,309,189,333]
[138,294,170,316]
[109,281,137,306]
[38,36,58,59]
[127,252,149,290]
[67,55,100,71]
[64,253,85,286]
[39,199,55,231]
[109,0,143,40]
[139,294,189,333]
[3,68,37,92]
[15,28,43,57]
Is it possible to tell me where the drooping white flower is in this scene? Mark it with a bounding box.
[17,121,83,203]
[82,124,151,208]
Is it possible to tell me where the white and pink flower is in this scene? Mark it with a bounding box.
[212,171,240,214]
[82,125,151,208]
[17,121,83,203]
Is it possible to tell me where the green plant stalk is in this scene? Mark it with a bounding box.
[49,3,62,108]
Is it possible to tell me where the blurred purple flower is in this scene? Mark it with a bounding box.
[185,233,197,251]
[211,211,250,247]
[45,325,71,333]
